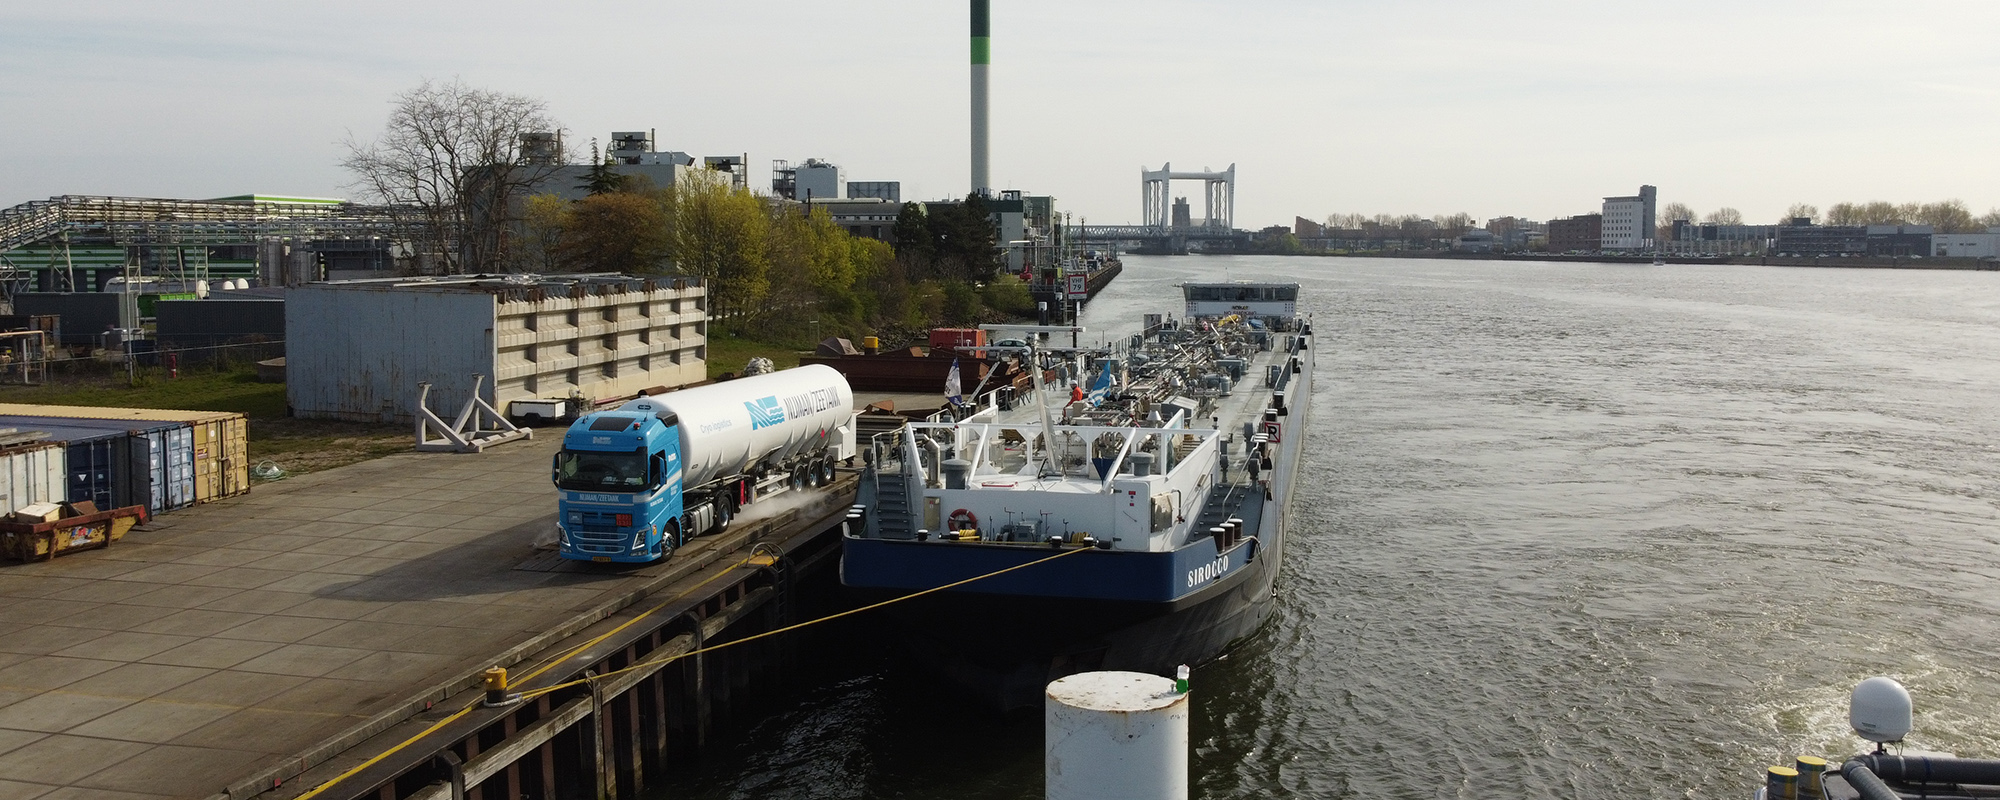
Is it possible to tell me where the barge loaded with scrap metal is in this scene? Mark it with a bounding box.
[841,281,1314,711]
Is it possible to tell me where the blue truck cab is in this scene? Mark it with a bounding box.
[553,409,685,563]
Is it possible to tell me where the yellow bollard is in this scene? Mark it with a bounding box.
[1795,756,1827,800]
[1766,765,1799,800]
[483,667,518,707]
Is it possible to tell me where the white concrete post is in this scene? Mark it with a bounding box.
[1045,671,1190,800]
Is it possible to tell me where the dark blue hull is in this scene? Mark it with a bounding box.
[842,532,1280,712]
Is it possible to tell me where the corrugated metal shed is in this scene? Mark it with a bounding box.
[285,273,708,423]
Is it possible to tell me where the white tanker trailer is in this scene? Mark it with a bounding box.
[553,364,856,563]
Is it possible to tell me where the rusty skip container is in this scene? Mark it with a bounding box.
[0,441,66,519]
[0,404,249,503]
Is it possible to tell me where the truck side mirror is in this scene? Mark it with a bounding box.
[550,454,560,484]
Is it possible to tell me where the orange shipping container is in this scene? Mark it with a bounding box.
[0,404,250,503]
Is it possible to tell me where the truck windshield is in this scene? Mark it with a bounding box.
[554,449,648,491]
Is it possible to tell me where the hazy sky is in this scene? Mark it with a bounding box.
[6,1,1999,227]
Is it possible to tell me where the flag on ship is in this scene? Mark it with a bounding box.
[1086,362,1113,407]
[945,359,962,405]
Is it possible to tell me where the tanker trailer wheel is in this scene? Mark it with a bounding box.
[789,466,807,491]
[715,497,734,532]
[816,458,835,487]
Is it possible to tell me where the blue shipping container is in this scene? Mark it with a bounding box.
[20,423,125,512]
[0,416,192,514]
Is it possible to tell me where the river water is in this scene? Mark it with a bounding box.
[660,255,2000,798]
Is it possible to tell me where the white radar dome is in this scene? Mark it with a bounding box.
[1850,676,1912,744]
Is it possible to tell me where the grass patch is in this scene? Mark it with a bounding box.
[0,365,408,480]
[0,367,287,417]
[704,333,804,381]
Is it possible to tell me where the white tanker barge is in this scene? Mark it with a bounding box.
[553,365,856,563]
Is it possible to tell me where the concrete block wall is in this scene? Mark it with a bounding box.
[491,284,706,406]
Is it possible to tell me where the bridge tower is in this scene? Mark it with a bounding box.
[1141,163,1235,230]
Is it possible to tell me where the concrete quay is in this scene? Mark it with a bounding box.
[0,435,855,800]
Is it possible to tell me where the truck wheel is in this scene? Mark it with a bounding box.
[665,519,684,550]
[817,458,835,486]
[715,499,733,532]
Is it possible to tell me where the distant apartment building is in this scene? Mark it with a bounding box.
[1295,216,1327,238]
[1600,185,1657,250]
[1547,213,1602,253]
[1484,216,1546,251]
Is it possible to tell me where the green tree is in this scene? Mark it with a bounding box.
[941,280,982,324]
[578,157,630,196]
[848,236,897,324]
[930,194,999,282]
[513,193,571,272]
[665,171,770,320]
[561,190,670,273]
[891,202,933,265]
[980,276,1035,315]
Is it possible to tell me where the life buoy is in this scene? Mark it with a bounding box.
[947,508,978,532]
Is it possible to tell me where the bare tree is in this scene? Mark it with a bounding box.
[1658,202,1697,240]
[1782,203,1819,224]
[342,79,566,273]
[1703,207,1744,225]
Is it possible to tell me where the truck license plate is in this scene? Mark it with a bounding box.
[592,557,610,563]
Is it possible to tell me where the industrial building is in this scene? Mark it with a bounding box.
[286,273,706,423]
[1664,221,1779,255]
[1863,225,1933,257]
[0,195,410,293]
[1774,222,1869,256]
[518,130,749,202]
[848,181,902,203]
[1452,229,1499,253]
[1600,185,1657,251]
[807,197,904,242]
[1548,213,1603,253]
[1934,232,2000,258]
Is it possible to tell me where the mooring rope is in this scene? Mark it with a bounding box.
[289,542,1098,799]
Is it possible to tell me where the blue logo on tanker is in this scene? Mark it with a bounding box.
[746,386,844,430]
[746,396,785,429]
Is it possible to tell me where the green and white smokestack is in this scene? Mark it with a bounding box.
[970,0,990,196]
